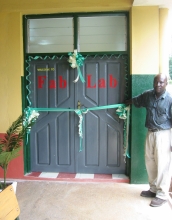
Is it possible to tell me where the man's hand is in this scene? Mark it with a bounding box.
[124,99,133,105]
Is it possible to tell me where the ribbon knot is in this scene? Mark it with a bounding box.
[75,109,88,151]
[68,50,85,83]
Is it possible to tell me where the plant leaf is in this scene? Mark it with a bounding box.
[0,148,21,166]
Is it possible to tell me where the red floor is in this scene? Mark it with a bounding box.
[23,172,130,183]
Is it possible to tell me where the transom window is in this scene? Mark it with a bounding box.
[25,13,128,53]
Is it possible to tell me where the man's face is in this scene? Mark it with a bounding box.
[153,74,167,96]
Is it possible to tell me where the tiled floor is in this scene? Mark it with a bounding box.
[25,172,129,183]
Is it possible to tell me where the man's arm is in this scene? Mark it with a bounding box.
[170,105,172,152]
[124,99,133,105]
[124,91,148,108]
[170,129,172,152]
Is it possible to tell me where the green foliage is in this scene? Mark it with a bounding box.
[0,148,21,167]
[0,115,23,154]
[0,111,39,189]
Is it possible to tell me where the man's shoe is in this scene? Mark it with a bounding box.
[140,190,156,198]
[150,197,167,207]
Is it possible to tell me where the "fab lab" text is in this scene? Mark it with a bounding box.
[38,75,118,89]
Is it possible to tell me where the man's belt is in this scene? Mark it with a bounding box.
[148,128,170,132]
[148,129,160,132]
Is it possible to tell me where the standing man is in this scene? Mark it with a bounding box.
[125,73,172,207]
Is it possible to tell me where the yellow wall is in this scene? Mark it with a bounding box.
[131,6,159,75]
[159,8,170,76]
[0,12,22,130]
[1,0,133,13]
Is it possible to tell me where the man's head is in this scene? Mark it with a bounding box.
[153,73,168,97]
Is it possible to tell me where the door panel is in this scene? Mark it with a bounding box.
[76,56,125,173]
[29,58,75,172]
[28,55,126,174]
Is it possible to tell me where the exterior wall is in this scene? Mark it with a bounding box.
[130,7,170,183]
[130,6,159,183]
[159,8,170,75]
[1,0,132,14]
[131,6,159,75]
[0,1,170,183]
[130,75,154,183]
[0,12,22,129]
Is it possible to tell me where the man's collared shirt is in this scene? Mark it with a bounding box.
[133,89,172,130]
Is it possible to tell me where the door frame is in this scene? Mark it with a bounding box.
[22,11,131,174]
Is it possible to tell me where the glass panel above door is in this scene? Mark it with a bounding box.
[78,15,127,52]
[27,18,74,53]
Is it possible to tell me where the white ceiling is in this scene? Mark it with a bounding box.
[133,0,172,9]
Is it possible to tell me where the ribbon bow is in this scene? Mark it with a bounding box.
[68,50,85,83]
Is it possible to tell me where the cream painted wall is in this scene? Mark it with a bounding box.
[1,0,133,13]
[0,12,22,130]
[159,8,170,76]
[131,6,159,75]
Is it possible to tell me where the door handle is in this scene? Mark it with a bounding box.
[77,101,81,109]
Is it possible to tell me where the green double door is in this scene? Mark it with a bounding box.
[28,55,127,174]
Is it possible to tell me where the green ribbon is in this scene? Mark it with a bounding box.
[116,105,131,160]
[76,66,85,83]
[68,50,85,83]
[23,107,40,147]
[26,103,130,160]
[75,109,88,151]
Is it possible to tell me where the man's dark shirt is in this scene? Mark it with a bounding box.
[133,89,172,130]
